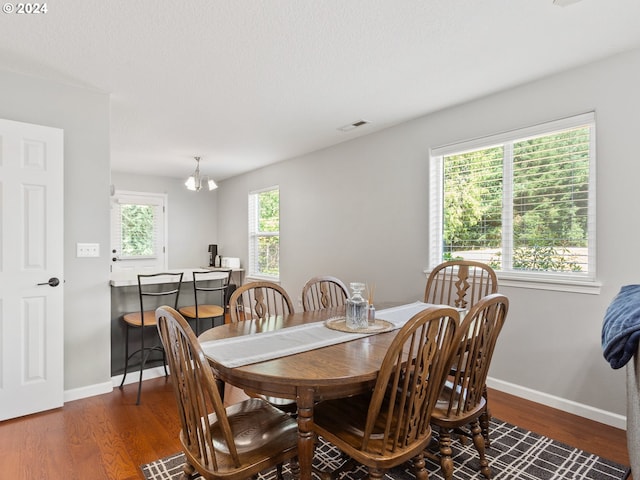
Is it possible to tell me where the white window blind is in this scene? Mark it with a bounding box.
[111,191,167,272]
[429,112,596,285]
[248,186,280,280]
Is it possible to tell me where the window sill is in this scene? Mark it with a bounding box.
[496,272,601,295]
[245,274,280,284]
[422,269,602,295]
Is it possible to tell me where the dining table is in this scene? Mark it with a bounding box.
[197,301,435,480]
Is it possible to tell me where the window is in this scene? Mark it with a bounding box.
[429,112,596,286]
[110,191,167,272]
[248,186,280,280]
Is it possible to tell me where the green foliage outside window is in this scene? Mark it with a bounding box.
[443,126,590,273]
[121,204,155,257]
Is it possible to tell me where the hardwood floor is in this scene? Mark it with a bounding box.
[0,378,631,480]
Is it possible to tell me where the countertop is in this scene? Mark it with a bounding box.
[110,267,230,287]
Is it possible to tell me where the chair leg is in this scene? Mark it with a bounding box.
[412,452,429,480]
[368,467,385,480]
[481,384,491,447]
[289,457,300,479]
[161,344,168,377]
[438,428,454,480]
[136,325,147,405]
[471,420,491,479]
[119,324,130,388]
[181,460,196,480]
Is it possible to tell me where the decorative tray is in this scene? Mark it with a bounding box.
[324,317,395,334]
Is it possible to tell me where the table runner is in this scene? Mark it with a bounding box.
[200,301,432,368]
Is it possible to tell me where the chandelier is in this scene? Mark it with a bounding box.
[185,156,217,192]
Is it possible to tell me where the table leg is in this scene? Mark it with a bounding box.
[296,386,315,480]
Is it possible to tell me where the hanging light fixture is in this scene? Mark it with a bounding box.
[185,156,218,192]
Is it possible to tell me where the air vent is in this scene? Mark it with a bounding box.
[553,0,582,6]
[337,119,371,132]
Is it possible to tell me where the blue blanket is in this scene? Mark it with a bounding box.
[602,284,640,369]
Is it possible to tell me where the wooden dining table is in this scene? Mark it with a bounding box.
[197,303,427,480]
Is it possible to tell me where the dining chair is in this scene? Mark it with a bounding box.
[312,305,459,480]
[301,275,349,311]
[424,259,498,444]
[424,260,498,312]
[155,306,298,480]
[119,272,183,405]
[427,293,509,480]
[179,269,232,335]
[228,281,294,323]
[228,281,298,413]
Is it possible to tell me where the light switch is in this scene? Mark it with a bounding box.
[77,243,100,258]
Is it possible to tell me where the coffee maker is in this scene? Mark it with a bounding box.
[208,244,217,267]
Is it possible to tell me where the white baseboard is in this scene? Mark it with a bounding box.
[110,365,168,388]
[63,366,168,403]
[487,376,627,430]
[64,381,113,403]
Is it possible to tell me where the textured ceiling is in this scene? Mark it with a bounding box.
[1,0,639,181]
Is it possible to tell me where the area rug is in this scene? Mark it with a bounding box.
[141,418,627,480]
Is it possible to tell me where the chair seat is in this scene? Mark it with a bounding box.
[314,393,431,466]
[179,304,225,319]
[432,394,486,429]
[123,310,158,327]
[243,389,298,414]
[204,398,297,457]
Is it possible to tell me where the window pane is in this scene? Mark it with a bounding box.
[258,189,279,233]
[258,236,279,275]
[512,127,590,273]
[120,204,155,257]
[443,146,503,263]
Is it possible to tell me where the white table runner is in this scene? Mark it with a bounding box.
[200,301,432,368]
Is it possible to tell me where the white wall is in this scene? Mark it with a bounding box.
[110,171,218,269]
[217,48,640,425]
[0,69,112,395]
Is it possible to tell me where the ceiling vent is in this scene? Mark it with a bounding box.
[553,0,582,6]
[337,119,371,132]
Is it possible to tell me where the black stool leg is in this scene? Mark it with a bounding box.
[135,324,148,405]
[119,324,130,388]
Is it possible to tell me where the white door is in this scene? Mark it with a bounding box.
[0,118,64,421]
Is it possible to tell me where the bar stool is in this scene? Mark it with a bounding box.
[119,272,183,405]
[179,269,232,335]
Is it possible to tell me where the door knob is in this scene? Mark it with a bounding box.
[37,277,60,287]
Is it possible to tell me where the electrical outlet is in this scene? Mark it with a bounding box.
[77,243,100,258]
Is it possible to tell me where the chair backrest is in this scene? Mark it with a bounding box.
[424,260,498,310]
[191,269,233,306]
[137,272,183,324]
[301,275,349,311]
[228,281,294,323]
[441,293,509,418]
[362,306,458,455]
[156,305,240,469]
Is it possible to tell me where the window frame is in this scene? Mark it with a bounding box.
[429,112,600,294]
[248,185,280,281]
[110,190,168,272]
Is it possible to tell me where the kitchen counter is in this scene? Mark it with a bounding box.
[110,267,232,376]
[110,267,230,287]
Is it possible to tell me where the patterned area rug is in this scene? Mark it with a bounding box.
[141,419,626,480]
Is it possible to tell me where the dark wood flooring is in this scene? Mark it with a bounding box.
[0,378,631,480]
